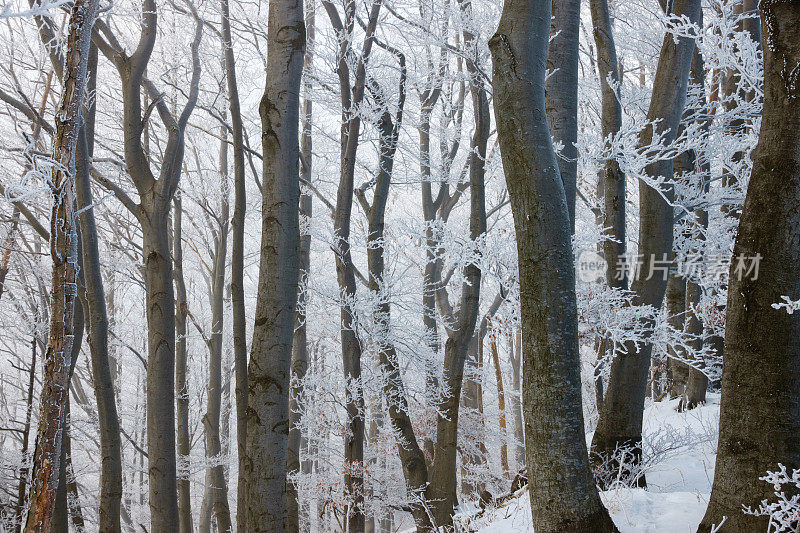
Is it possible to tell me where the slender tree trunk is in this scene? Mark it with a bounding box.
[287,7,314,531]
[74,43,122,533]
[24,1,99,528]
[244,0,305,526]
[490,1,617,529]
[490,334,509,476]
[699,3,800,529]
[51,284,84,533]
[205,133,232,533]
[591,0,700,481]
[321,2,382,529]
[589,0,626,291]
[173,196,193,533]
[15,338,37,533]
[509,329,524,469]
[219,0,248,528]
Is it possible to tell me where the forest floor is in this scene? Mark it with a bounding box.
[459,395,721,532]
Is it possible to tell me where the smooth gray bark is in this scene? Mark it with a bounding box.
[74,44,122,533]
[90,4,203,527]
[219,0,248,528]
[489,0,617,529]
[243,0,305,525]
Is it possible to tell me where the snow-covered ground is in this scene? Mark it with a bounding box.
[462,395,720,532]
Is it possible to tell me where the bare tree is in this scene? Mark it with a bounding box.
[591,0,701,482]
[320,1,382,528]
[489,0,617,529]
[89,1,203,527]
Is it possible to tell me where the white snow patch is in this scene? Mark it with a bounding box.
[467,396,720,532]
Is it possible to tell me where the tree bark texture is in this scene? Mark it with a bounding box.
[24,1,99,529]
[244,0,305,526]
[699,3,800,531]
[490,0,617,529]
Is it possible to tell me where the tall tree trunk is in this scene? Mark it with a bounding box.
[204,133,232,533]
[244,0,305,526]
[426,12,487,522]
[546,0,581,229]
[321,2,382,529]
[681,49,710,410]
[90,5,203,527]
[287,7,314,531]
[589,0,626,290]
[24,1,99,528]
[490,1,616,529]
[698,3,800,530]
[219,0,248,528]
[74,43,122,533]
[590,0,700,482]
[173,195,193,533]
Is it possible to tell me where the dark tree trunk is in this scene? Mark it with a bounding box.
[173,196,193,533]
[219,0,248,528]
[591,0,700,482]
[490,0,617,529]
[74,44,122,532]
[699,3,800,530]
[321,2,382,529]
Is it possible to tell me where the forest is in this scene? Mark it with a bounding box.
[0,0,798,531]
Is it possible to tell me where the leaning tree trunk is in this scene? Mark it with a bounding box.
[24,1,99,529]
[698,2,800,531]
[74,43,122,533]
[244,0,305,526]
[489,0,617,529]
[590,0,700,484]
